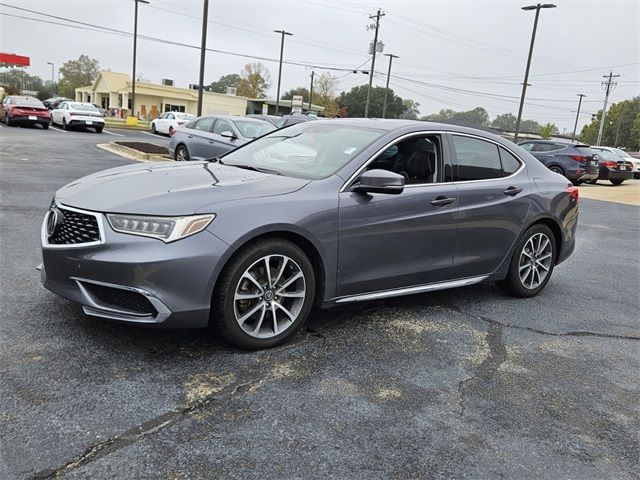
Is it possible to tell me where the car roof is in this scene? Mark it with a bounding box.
[519,139,592,148]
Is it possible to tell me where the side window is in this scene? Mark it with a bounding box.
[534,143,560,152]
[520,142,534,151]
[194,117,214,132]
[499,148,522,176]
[367,135,441,185]
[167,113,175,120]
[213,119,233,135]
[452,135,502,181]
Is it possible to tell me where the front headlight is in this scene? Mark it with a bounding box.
[106,213,215,243]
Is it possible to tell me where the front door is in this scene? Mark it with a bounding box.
[337,133,459,297]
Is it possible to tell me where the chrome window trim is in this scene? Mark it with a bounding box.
[449,132,525,184]
[72,277,171,324]
[41,202,106,249]
[339,130,447,193]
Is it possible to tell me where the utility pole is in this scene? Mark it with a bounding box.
[47,62,55,93]
[571,93,585,141]
[382,53,398,118]
[364,9,384,118]
[614,102,625,147]
[597,71,619,146]
[274,29,293,115]
[131,0,149,119]
[196,0,209,116]
[514,3,556,143]
[308,70,315,112]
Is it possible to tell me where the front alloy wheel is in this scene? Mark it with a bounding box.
[175,145,189,161]
[213,239,315,349]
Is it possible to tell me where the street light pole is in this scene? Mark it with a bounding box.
[196,0,209,116]
[273,29,292,115]
[571,93,585,142]
[46,62,55,93]
[131,0,149,119]
[513,3,556,143]
[382,53,398,118]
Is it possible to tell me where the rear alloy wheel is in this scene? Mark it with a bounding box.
[549,165,565,177]
[496,224,556,298]
[610,179,624,185]
[213,239,315,350]
[175,145,189,161]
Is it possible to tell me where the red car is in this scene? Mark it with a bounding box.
[0,95,50,129]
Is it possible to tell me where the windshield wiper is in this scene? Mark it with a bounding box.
[229,164,282,176]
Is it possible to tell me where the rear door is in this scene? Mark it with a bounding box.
[337,132,459,297]
[450,133,531,278]
[186,117,216,160]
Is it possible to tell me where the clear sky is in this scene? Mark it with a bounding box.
[1,0,638,132]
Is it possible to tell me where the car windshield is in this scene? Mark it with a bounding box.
[13,97,44,107]
[69,103,99,112]
[175,113,194,120]
[220,122,383,179]
[234,120,277,139]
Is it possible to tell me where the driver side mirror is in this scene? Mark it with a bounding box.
[220,130,237,139]
[354,169,405,195]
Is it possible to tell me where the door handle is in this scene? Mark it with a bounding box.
[430,196,456,207]
[208,140,216,144]
[187,134,193,138]
[503,186,523,196]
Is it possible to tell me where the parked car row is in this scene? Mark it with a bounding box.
[518,139,636,186]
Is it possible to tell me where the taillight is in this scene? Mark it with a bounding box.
[602,160,617,169]
[565,186,579,202]
[569,155,587,163]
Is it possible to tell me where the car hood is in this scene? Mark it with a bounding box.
[56,161,309,216]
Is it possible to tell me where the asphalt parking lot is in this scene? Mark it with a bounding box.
[1,124,639,479]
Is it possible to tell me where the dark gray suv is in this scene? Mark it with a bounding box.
[41,120,579,349]
[518,140,599,184]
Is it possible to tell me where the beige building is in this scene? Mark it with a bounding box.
[75,71,248,119]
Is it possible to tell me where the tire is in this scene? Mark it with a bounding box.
[151,123,157,134]
[212,238,316,350]
[175,145,190,161]
[548,165,565,177]
[496,224,556,298]
[588,178,598,184]
[572,180,582,186]
[634,173,639,180]
[42,123,49,130]
[5,115,11,126]
[610,179,624,185]
[95,126,103,133]
[62,118,68,130]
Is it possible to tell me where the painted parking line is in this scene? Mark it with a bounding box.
[140,131,160,138]
[102,129,125,137]
[49,126,68,133]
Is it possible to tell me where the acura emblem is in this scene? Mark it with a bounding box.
[47,208,63,238]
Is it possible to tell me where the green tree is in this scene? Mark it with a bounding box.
[579,97,640,148]
[491,113,517,130]
[539,122,559,139]
[236,62,270,98]
[421,107,488,127]
[629,113,640,150]
[0,69,43,92]
[399,99,420,119]
[520,119,541,134]
[336,85,406,119]
[58,54,100,98]
[282,86,310,100]
[209,74,241,94]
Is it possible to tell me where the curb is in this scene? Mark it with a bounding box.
[97,142,171,163]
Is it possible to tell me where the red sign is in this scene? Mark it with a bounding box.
[0,53,30,67]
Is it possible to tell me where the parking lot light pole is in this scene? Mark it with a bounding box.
[274,29,292,115]
[513,3,556,143]
[196,0,209,117]
[46,62,55,93]
[131,0,149,119]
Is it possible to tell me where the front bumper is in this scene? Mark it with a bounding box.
[40,206,231,328]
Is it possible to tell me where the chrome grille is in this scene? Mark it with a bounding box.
[48,207,101,245]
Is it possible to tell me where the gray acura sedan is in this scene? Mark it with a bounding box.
[41,119,579,349]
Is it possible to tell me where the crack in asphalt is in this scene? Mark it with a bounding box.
[458,322,507,418]
[440,302,640,341]
[27,377,264,480]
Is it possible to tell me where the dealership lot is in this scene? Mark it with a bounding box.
[1,125,638,479]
